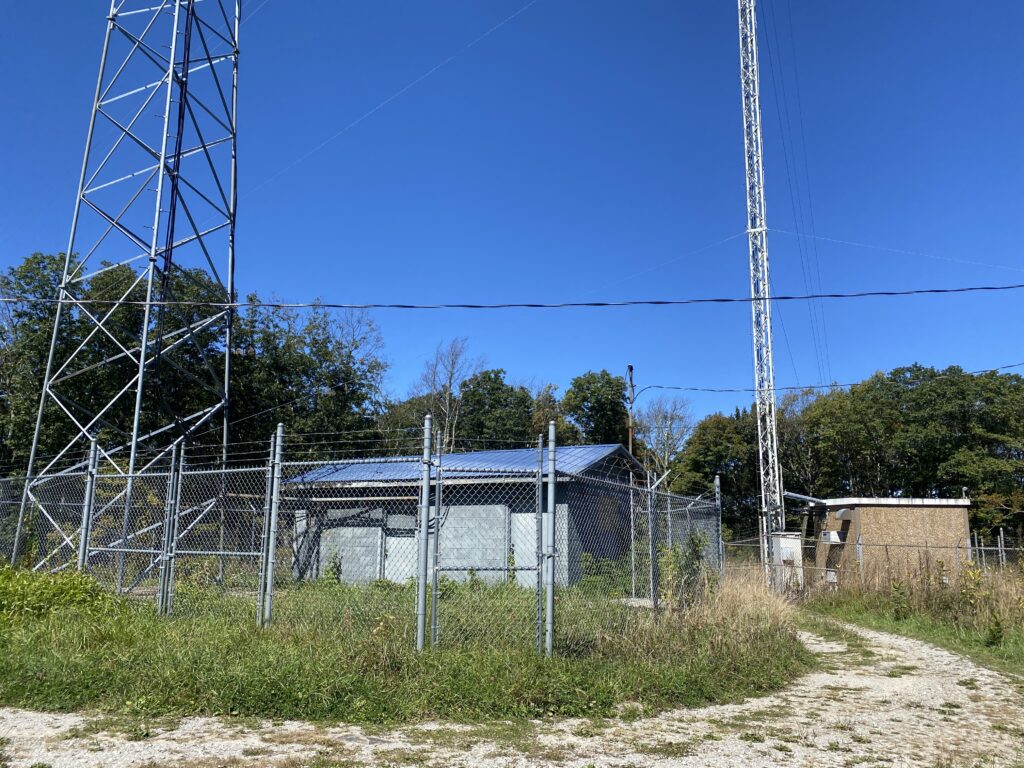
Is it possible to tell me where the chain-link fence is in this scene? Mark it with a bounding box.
[1,419,723,656]
[724,531,1024,590]
[0,477,24,564]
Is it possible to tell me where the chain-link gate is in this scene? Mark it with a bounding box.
[428,462,544,651]
[279,457,424,644]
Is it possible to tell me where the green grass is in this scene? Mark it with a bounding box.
[804,566,1024,682]
[808,598,1024,680]
[0,569,814,724]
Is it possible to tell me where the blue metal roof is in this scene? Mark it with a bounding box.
[288,444,631,485]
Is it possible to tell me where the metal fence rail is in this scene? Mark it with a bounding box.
[0,418,724,656]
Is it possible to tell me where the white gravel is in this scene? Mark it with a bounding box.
[1,622,1021,767]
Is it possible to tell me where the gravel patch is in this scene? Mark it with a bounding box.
[1,622,1021,767]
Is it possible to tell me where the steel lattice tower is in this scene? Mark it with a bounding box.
[737,0,785,542]
[13,0,240,567]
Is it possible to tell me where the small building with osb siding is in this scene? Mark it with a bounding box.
[809,497,971,583]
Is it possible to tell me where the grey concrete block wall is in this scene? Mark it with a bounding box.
[319,526,379,583]
[289,477,718,588]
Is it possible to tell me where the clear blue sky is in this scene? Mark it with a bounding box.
[1,1,1022,419]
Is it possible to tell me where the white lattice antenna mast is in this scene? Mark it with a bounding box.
[737,0,785,541]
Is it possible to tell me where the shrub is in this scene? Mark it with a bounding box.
[660,533,717,610]
[0,567,113,618]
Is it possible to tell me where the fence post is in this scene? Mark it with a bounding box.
[714,474,723,571]
[998,527,1006,568]
[534,434,544,654]
[544,420,556,657]
[415,414,433,652]
[11,482,28,565]
[647,475,660,613]
[156,444,179,615]
[76,439,99,571]
[629,485,637,598]
[256,430,277,626]
[429,442,443,646]
[166,447,185,614]
[261,424,284,628]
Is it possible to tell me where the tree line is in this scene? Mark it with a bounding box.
[2,252,1020,535]
[0,253,671,470]
[675,365,1024,538]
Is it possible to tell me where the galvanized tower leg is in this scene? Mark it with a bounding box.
[13,9,117,566]
[738,0,785,569]
[19,0,242,577]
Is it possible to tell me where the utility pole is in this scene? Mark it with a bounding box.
[627,364,636,454]
[737,0,785,560]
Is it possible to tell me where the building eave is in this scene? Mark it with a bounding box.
[823,497,971,508]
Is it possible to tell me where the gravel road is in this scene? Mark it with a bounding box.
[1,622,1021,768]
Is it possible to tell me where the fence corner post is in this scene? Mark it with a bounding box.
[544,420,556,657]
[415,414,433,652]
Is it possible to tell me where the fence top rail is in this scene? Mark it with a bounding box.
[32,471,166,484]
[283,456,421,468]
[557,469,717,506]
[437,465,537,477]
[175,464,269,477]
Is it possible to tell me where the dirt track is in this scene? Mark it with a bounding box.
[1,622,1022,767]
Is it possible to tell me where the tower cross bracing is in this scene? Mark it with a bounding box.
[14,0,241,571]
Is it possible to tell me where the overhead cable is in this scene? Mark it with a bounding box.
[2,281,1024,310]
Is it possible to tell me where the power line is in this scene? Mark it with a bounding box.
[3,281,1024,310]
[635,361,1024,396]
